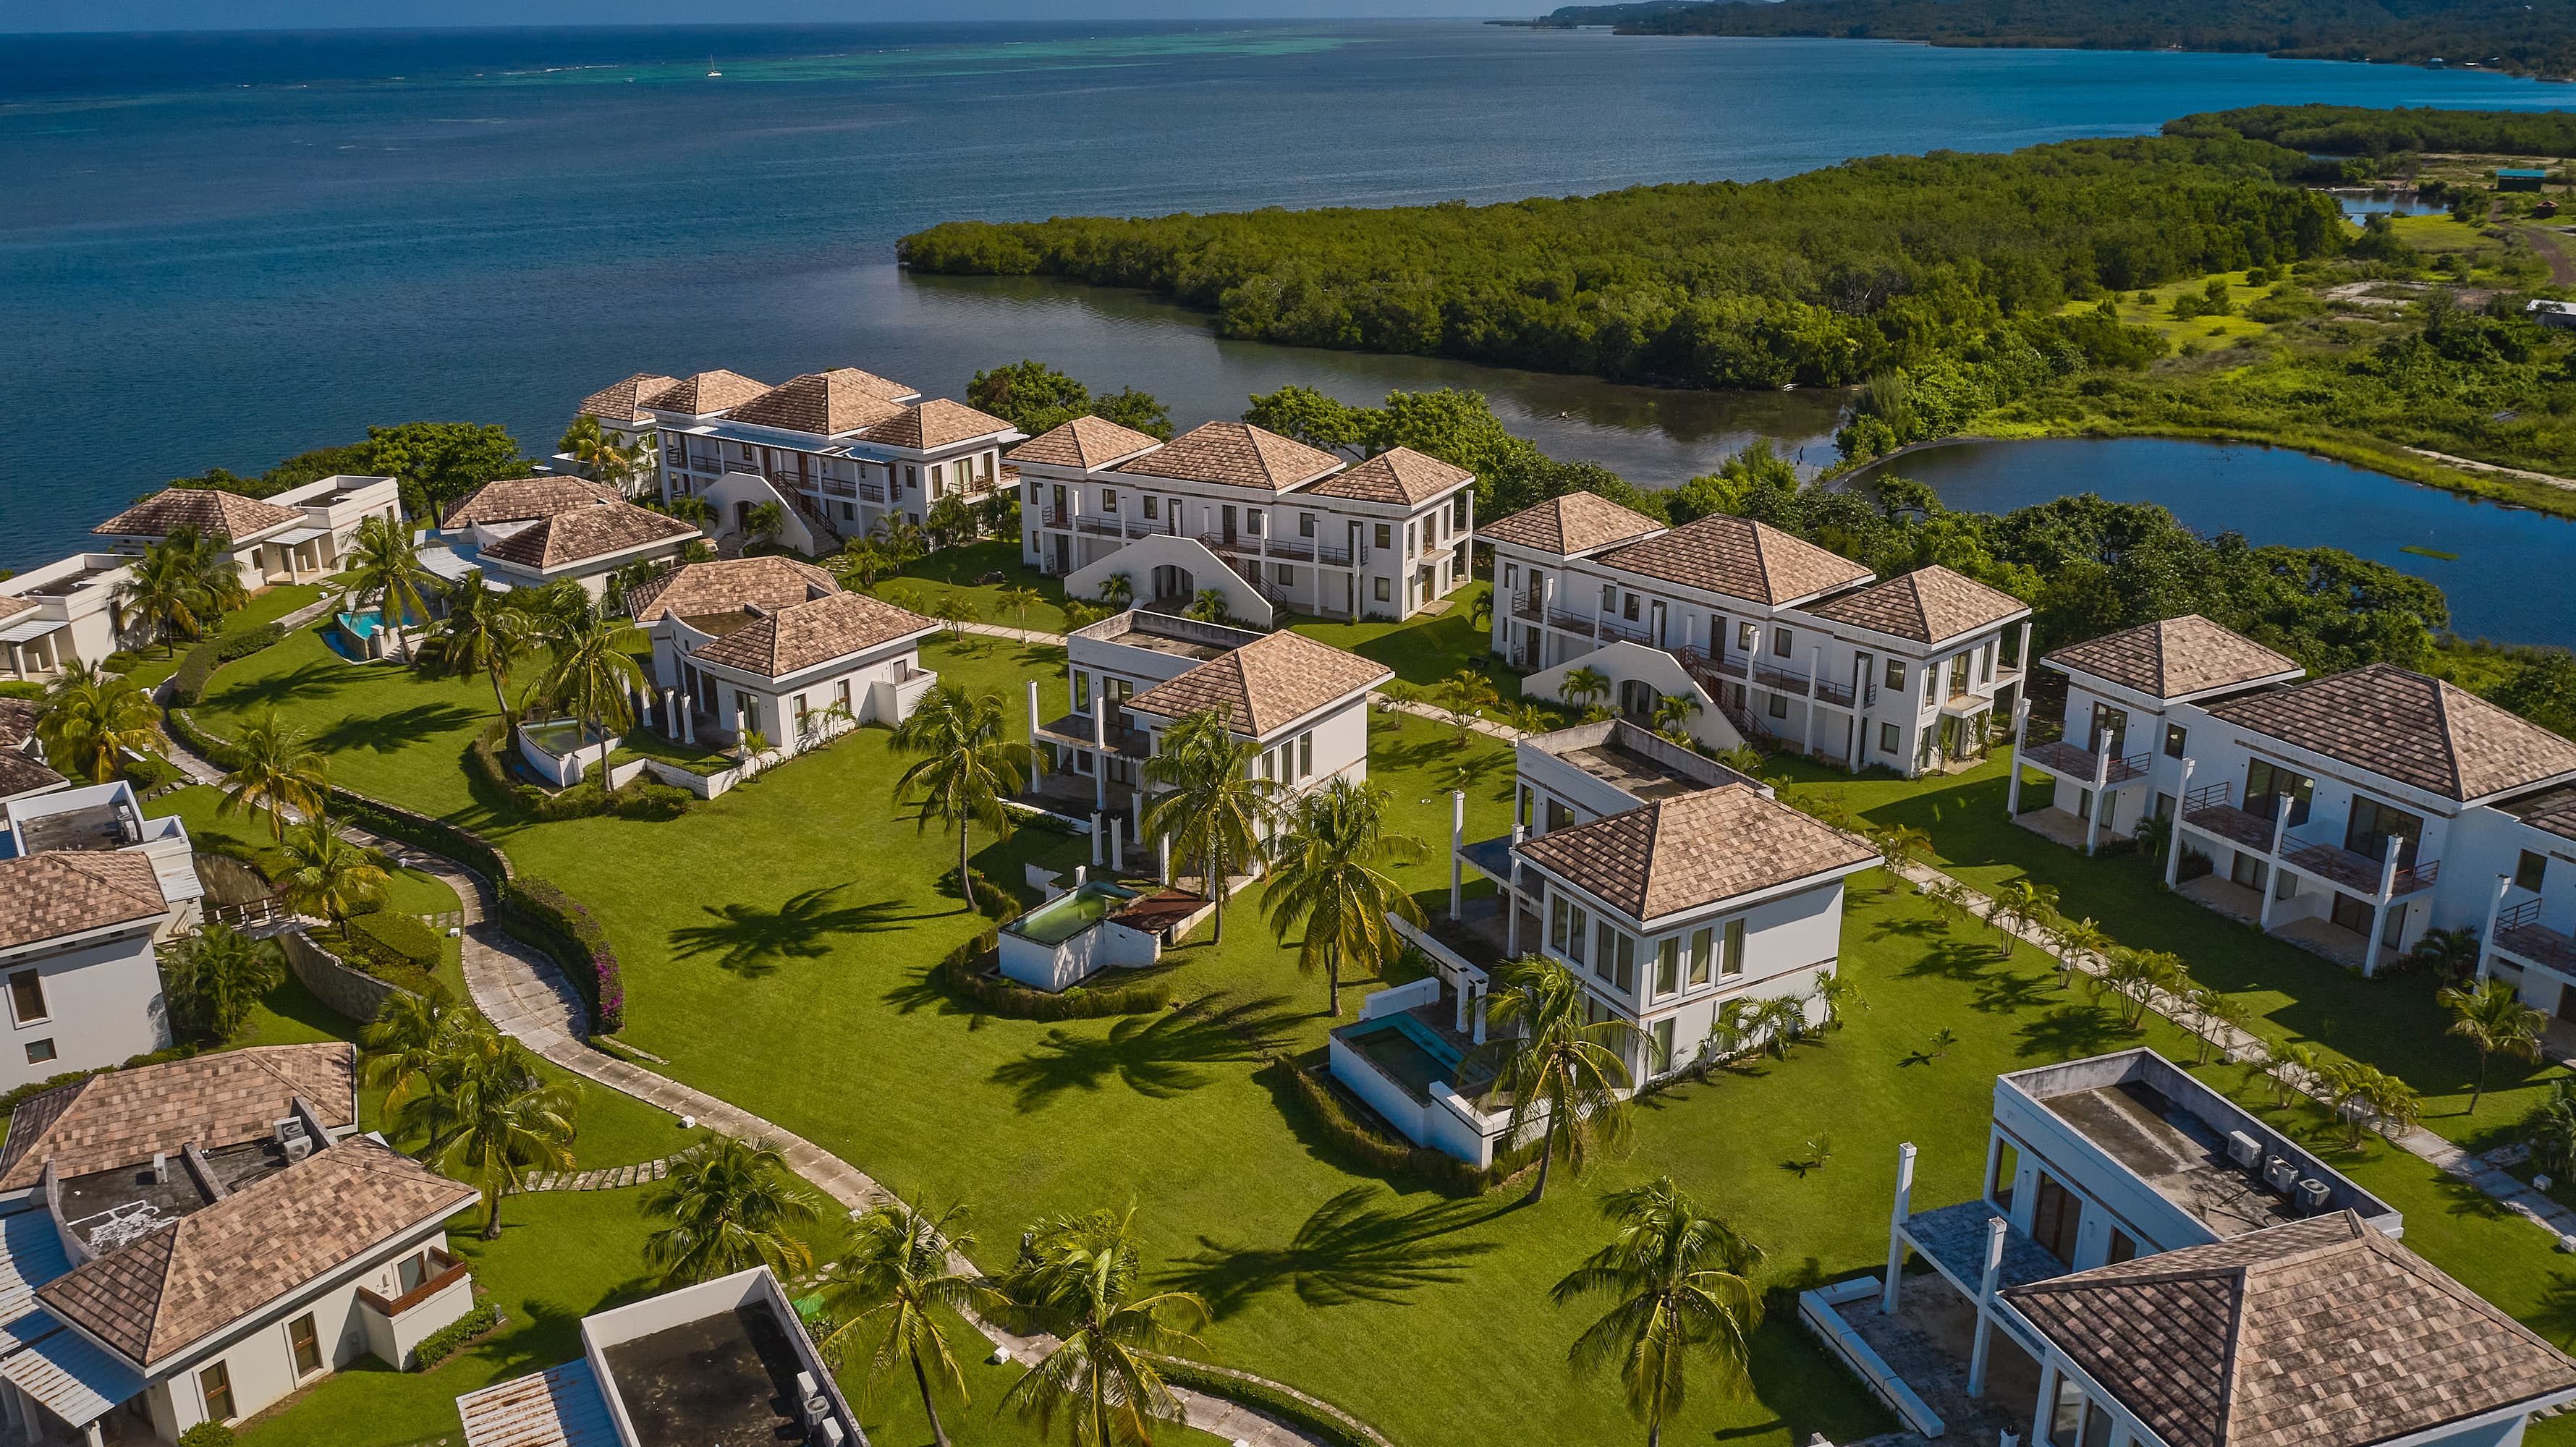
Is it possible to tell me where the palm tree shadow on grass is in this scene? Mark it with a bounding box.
[990,993,1298,1110]
[310,702,483,755]
[2014,1003,2127,1059]
[209,660,348,713]
[666,886,915,977]
[1973,970,2058,1015]
[1162,1185,1506,1316]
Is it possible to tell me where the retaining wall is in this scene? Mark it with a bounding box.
[280,928,412,1022]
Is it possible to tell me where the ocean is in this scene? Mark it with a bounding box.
[4,20,2571,570]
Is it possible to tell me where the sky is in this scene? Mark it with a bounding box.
[0,0,1528,30]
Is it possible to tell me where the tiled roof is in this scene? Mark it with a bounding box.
[0,698,40,751]
[2002,1212,2576,1447]
[1477,492,1664,557]
[725,370,912,436]
[1124,629,1393,737]
[1807,565,2028,645]
[2043,615,2304,702]
[1007,415,1164,471]
[625,556,839,624]
[38,1134,478,1369]
[855,397,1017,451]
[638,370,768,417]
[0,595,32,624]
[1514,783,1876,922]
[1112,422,1342,493]
[576,373,680,425]
[1300,446,1473,506]
[440,475,625,530]
[478,501,699,573]
[0,852,165,956]
[93,489,299,542]
[688,590,938,679]
[2204,663,2576,802]
[0,751,64,800]
[1596,514,1873,606]
[0,1044,356,1191]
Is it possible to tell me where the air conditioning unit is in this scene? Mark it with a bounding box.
[804,1394,831,1425]
[2226,1131,2263,1169]
[151,1152,170,1185]
[275,1116,308,1146]
[797,1372,818,1401]
[2263,1158,2300,1194]
[811,1420,845,1447]
[282,1136,313,1163]
[2295,1179,2331,1213]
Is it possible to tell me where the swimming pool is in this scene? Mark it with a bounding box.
[1006,883,1138,946]
[1345,1014,1479,1098]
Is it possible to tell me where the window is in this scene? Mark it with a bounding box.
[290,1312,323,1376]
[1567,904,1588,964]
[1880,721,1900,754]
[2087,704,2129,755]
[1766,692,1788,719]
[200,1362,237,1423]
[1374,577,1391,603]
[1655,938,1679,996]
[1292,512,1312,538]
[1990,1139,2019,1210]
[1948,654,1972,696]
[1276,564,1295,585]
[1249,508,1265,535]
[1623,593,1640,622]
[22,1040,53,1066]
[1373,523,1392,549]
[1978,642,1994,684]
[1720,918,1745,977]
[1073,671,1091,713]
[1550,896,1570,952]
[2106,1229,2140,1265]
[1687,927,1713,985]
[1546,798,1572,833]
[1406,523,1418,555]
[1518,786,1533,829]
[1771,627,1792,658]
[1737,621,1758,653]
[2245,760,2313,826]
[2164,723,2187,759]
[929,464,944,496]
[2032,1172,2082,1265]
[2344,797,2424,870]
[836,679,852,714]
[398,1252,428,1292]
[2520,849,2550,893]
[1599,925,1637,992]
[792,694,809,726]
[1884,658,1905,692]
[2046,1375,2086,1447]
[1102,488,1119,513]
[1593,921,1617,982]
[1503,564,1518,590]
[1299,731,1313,778]
[7,970,44,1025]
[1652,1018,1676,1074]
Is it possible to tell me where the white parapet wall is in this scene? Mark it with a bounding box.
[1796,1276,1946,1438]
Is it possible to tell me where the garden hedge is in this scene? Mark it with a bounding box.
[167,622,286,705]
[1148,1359,1389,1447]
[412,1302,501,1370]
[930,932,1174,1019]
[470,722,690,823]
[347,909,443,973]
[1269,1054,1495,1194]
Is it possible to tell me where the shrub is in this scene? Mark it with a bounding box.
[103,650,145,674]
[613,781,690,820]
[347,909,443,973]
[1269,1055,1489,1194]
[119,753,187,792]
[1148,1359,1386,1447]
[928,932,1172,1019]
[411,1302,501,1370]
[502,873,624,1032]
[177,1423,236,1447]
[168,621,287,705]
[0,681,41,702]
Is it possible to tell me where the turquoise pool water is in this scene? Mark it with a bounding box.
[337,608,384,640]
[1347,1014,1475,1099]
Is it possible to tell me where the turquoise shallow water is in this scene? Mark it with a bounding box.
[5,21,2573,571]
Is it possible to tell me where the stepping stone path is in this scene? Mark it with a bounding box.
[519,1158,674,1193]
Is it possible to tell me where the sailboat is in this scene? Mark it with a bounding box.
[706,54,722,77]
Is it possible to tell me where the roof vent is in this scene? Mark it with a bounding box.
[151,1152,169,1185]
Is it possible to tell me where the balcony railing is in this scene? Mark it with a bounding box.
[1546,611,1598,637]
[2496,899,2576,975]
[2279,831,2440,897]
[2180,781,2278,851]
[2022,740,2153,786]
[1813,676,1858,708]
[357,1248,468,1318]
[1750,661,1810,694]
[1077,516,1127,537]
[1510,590,1543,622]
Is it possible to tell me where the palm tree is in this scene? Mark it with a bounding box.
[2439,978,2546,1112]
[560,415,646,493]
[643,1133,821,1284]
[1986,877,2059,960]
[997,1206,1209,1447]
[334,514,436,663]
[2189,987,2255,1066]
[1551,1177,1765,1447]
[114,527,232,650]
[277,815,389,925]
[836,538,897,592]
[1504,700,1554,737]
[820,1197,986,1447]
[2091,947,2186,1032]
[1865,826,1931,894]
[745,501,788,548]
[2271,1040,2321,1109]
[2528,1081,2576,1176]
[216,708,330,841]
[930,592,977,640]
[1433,668,1500,742]
[997,585,1046,633]
[2410,926,2485,985]
[1095,571,1135,611]
[1751,994,1810,1058]
[159,922,284,1043]
[1141,709,1281,944]
[523,597,645,747]
[1484,954,1642,1203]
[873,515,929,569]
[1261,777,1425,1016]
[435,572,532,727]
[1813,970,1864,1031]
[668,494,716,530]
[410,1019,579,1238]
[35,663,160,784]
[2047,916,2114,989]
[360,984,459,1147]
[1650,693,1700,744]
[1184,587,1229,625]
[889,684,1034,914]
[927,494,977,550]
[1559,666,1611,712]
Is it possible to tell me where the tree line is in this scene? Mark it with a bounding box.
[900,135,2345,394]
[2168,103,2576,158]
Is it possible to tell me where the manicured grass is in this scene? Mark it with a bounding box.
[884,538,1077,635]
[1285,581,1520,703]
[122,582,329,689]
[192,624,501,820]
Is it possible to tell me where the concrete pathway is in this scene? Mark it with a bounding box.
[2404,446,2576,493]
[524,1158,672,1192]
[1376,696,1524,743]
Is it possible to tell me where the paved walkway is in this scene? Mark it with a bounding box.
[525,1158,671,1192]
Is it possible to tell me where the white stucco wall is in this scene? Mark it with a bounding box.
[0,925,171,1092]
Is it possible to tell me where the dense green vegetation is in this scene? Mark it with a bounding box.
[2169,103,2576,158]
[169,420,529,517]
[967,358,1175,439]
[1533,0,2576,78]
[903,135,2340,391]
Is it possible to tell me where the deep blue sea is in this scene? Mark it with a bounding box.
[5,21,2575,571]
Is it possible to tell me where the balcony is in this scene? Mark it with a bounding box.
[1813,676,1858,708]
[2279,831,2439,897]
[2180,782,2277,852]
[1039,507,1072,529]
[2495,900,2576,977]
[1546,611,1598,638]
[1077,515,1127,537]
[1750,660,1810,694]
[1509,590,1543,622]
[1036,710,1153,762]
[357,1247,469,1319]
[2022,739,2153,787]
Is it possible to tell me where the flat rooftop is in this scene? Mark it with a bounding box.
[601,1301,807,1447]
[1071,608,1260,661]
[1530,718,1759,802]
[56,1140,294,1254]
[17,799,142,855]
[17,563,120,598]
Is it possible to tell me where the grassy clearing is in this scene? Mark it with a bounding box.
[884,538,1077,634]
[2060,268,2279,346]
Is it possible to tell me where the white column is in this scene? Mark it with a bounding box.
[1882,1142,1916,1315]
[1967,1215,2006,1396]
[2165,757,2195,888]
[2033,1360,2062,1447]
[2363,836,2403,976]
[1800,646,1822,756]
[2257,796,2292,931]
[1159,833,1172,886]
[1089,813,1103,867]
[1449,790,1466,921]
[2006,697,2030,817]
[1470,981,1486,1045]
[661,688,677,739]
[1456,973,1472,1033]
[1026,680,1043,773]
[1092,700,1108,811]
[83,1419,103,1447]
[2481,873,2512,983]
[679,697,695,746]
[636,687,652,729]
[2084,726,2111,857]
[1109,815,1124,875]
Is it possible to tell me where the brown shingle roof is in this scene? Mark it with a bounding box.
[93,489,300,542]
[439,475,624,530]
[478,501,699,573]
[638,370,768,417]
[576,373,680,425]
[688,590,937,679]
[0,698,40,751]
[855,398,1017,451]
[1478,492,1664,557]
[725,370,912,436]
[2205,663,2576,802]
[626,556,839,624]
[1807,565,2028,645]
[1514,784,1875,922]
[1597,514,1873,606]
[2043,614,2305,702]
[1112,422,1342,493]
[1124,629,1393,737]
[1300,446,1473,506]
[38,1134,478,1369]
[2002,1212,2576,1447]
[0,1043,356,1191]
[0,595,32,624]
[0,752,64,800]
[1007,415,1164,471]
[0,852,164,955]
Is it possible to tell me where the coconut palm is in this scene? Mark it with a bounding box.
[643,1133,821,1284]
[2189,987,2255,1066]
[1141,708,1281,944]
[996,1206,1209,1447]
[522,596,645,747]
[2439,978,2546,1113]
[1434,668,1500,742]
[1864,825,1931,894]
[745,501,789,548]
[114,526,239,650]
[360,983,459,1146]
[668,493,716,529]
[927,494,977,550]
[1261,776,1425,1016]
[1750,994,1811,1058]
[2410,926,2486,985]
[2047,916,2114,989]
[2091,947,2186,1032]
[819,1197,987,1447]
[1986,877,2059,960]
[1504,700,1554,737]
[2527,1081,2576,1176]
[873,515,929,568]
[1813,970,1864,1031]
[560,415,647,493]
[1184,587,1229,625]
[334,514,437,663]
[1551,1176,1766,1447]
[1095,571,1135,610]
[1650,693,1700,744]
[930,592,977,640]
[2271,1040,2321,1109]
[35,663,161,784]
[435,572,533,726]
[410,1018,579,1238]
[889,684,1034,914]
[996,585,1046,632]
[216,708,331,841]
[159,922,284,1043]
[1559,666,1611,711]
[276,815,389,925]
[835,538,897,592]
[1484,954,1643,1202]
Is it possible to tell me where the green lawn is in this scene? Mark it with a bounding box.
[884,539,1077,635]
[190,624,501,820]
[122,582,329,690]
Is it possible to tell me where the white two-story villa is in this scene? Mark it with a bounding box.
[91,478,400,593]
[425,475,700,598]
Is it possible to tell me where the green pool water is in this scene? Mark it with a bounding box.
[1008,884,1135,946]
